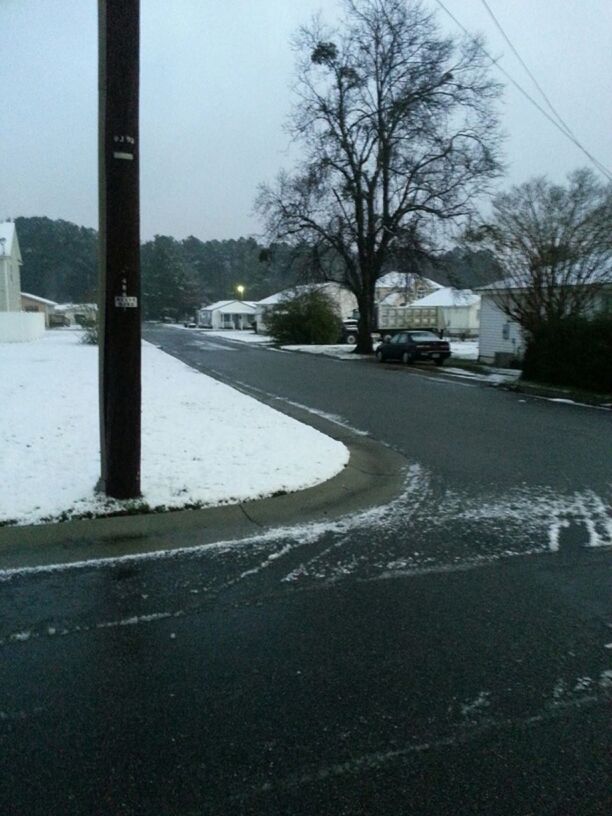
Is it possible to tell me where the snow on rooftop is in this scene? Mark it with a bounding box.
[257,282,349,306]
[411,287,480,307]
[21,292,58,306]
[376,271,442,290]
[202,299,257,312]
[0,330,348,525]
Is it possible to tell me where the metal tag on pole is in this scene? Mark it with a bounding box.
[98,0,141,499]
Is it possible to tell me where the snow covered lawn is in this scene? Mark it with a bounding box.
[449,340,479,360]
[0,330,348,526]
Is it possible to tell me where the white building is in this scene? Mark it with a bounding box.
[21,292,58,327]
[255,282,357,334]
[198,299,257,330]
[0,221,22,312]
[409,287,481,338]
[477,279,612,365]
[0,221,45,342]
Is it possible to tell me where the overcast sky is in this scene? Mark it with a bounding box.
[1,0,610,242]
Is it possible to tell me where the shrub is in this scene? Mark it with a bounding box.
[522,316,612,393]
[79,317,99,345]
[266,290,343,345]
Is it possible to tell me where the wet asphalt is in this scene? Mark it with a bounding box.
[1,326,610,815]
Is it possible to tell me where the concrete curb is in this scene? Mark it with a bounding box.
[506,380,612,408]
[0,398,408,572]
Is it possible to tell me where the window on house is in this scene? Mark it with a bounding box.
[502,323,510,340]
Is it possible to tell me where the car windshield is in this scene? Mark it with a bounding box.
[409,332,440,341]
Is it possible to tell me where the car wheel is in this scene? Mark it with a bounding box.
[376,349,384,362]
[345,333,357,345]
[434,358,444,367]
[402,351,412,364]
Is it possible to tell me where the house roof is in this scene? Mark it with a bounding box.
[376,271,442,290]
[201,299,257,313]
[411,287,480,307]
[21,291,58,306]
[257,282,350,306]
[0,221,22,264]
[55,302,98,312]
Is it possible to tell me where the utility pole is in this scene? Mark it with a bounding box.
[98,0,141,499]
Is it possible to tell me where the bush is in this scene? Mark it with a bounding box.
[79,317,98,345]
[266,290,343,345]
[522,316,612,394]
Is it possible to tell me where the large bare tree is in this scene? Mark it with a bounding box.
[467,169,612,333]
[256,0,503,352]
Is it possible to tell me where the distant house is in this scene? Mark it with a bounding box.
[198,300,257,330]
[54,303,98,326]
[408,287,481,338]
[21,292,58,327]
[0,221,45,342]
[477,278,612,365]
[255,282,357,334]
[375,272,442,306]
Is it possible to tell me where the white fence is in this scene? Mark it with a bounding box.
[0,312,46,342]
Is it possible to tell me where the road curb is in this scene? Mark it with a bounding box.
[0,401,408,573]
[506,380,612,408]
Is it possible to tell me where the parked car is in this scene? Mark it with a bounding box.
[376,331,451,366]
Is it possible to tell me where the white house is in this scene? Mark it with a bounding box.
[255,282,358,334]
[21,292,58,327]
[198,299,257,330]
[408,287,481,338]
[0,221,45,342]
[477,278,612,365]
[0,221,22,312]
[375,271,442,305]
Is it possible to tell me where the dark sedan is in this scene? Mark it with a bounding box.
[376,331,451,366]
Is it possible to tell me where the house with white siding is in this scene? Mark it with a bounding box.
[478,294,526,365]
[0,221,46,342]
[0,221,22,313]
[477,278,612,366]
[198,299,257,330]
[21,292,58,327]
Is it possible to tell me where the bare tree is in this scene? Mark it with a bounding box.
[256,0,503,352]
[467,169,612,333]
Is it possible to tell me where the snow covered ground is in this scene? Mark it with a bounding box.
[0,330,348,526]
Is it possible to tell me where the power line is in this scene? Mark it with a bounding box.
[432,0,612,182]
[478,1,604,164]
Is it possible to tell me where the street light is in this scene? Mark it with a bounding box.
[236,284,245,300]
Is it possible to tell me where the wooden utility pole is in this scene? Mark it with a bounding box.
[98,0,141,499]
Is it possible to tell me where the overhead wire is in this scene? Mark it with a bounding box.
[432,0,612,181]
[478,0,611,180]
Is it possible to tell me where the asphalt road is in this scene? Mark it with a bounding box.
[1,327,610,815]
